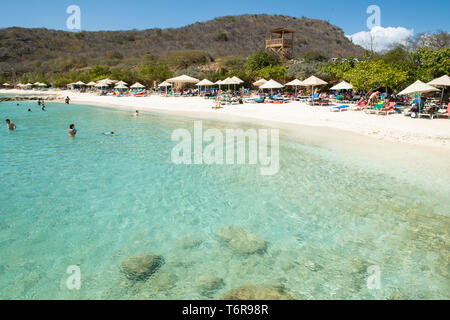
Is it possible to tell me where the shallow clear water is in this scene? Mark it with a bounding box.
[0,101,449,300]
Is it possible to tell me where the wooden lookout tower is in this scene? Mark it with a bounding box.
[265,28,295,59]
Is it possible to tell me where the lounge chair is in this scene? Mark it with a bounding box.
[365,101,385,114]
[330,105,350,112]
[378,102,397,115]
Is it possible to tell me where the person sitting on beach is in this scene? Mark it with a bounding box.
[69,124,77,137]
[6,119,16,131]
[368,91,380,106]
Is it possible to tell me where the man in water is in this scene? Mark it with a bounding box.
[134,110,139,117]
[103,131,116,135]
[65,96,71,104]
[6,119,16,131]
[42,102,46,111]
[28,109,32,112]
[69,124,77,137]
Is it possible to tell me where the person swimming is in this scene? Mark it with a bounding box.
[69,124,77,137]
[103,131,116,135]
[6,119,16,131]
[28,109,32,112]
[134,110,139,117]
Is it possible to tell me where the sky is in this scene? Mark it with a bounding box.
[1,0,449,51]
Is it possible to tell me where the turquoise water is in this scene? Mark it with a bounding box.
[0,101,449,300]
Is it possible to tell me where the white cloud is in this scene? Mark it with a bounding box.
[346,26,414,52]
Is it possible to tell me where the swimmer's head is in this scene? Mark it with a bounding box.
[112,131,115,134]
[70,124,75,129]
[6,119,10,124]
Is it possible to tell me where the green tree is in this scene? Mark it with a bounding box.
[137,64,173,86]
[257,65,286,81]
[410,47,450,82]
[245,50,281,72]
[288,62,330,80]
[343,60,407,91]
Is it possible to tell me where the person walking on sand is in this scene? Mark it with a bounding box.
[69,124,77,137]
[6,119,16,131]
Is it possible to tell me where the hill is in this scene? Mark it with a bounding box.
[0,14,363,78]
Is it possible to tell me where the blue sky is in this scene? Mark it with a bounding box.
[0,0,448,35]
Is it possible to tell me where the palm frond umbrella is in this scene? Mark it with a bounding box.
[428,75,450,106]
[330,81,353,91]
[114,83,128,90]
[285,79,304,96]
[167,75,199,91]
[259,79,284,96]
[253,78,268,87]
[196,79,214,95]
[301,76,328,105]
[158,81,173,96]
[215,80,224,90]
[220,77,240,91]
[231,76,244,84]
[130,82,146,89]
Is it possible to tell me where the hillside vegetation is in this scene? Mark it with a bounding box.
[0,14,362,78]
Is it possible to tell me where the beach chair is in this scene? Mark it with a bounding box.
[365,101,385,114]
[351,100,367,111]
[378,102,397,115]
[330,105,350,112]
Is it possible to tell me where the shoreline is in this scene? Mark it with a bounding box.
[2,88,450,150]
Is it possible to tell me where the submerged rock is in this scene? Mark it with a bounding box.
[195,275,225,296]
[218,283,293,300]
[217,226,267,254]
[121,253,164,281]
[177,235,203,250]
[149,271,179,291]
[304,261,323,272]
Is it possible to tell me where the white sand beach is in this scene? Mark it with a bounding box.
[2,88,450,149]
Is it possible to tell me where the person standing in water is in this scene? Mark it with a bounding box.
[134,110,140,117]
[65,96,71,104]
[6,119,16,130]
[69,124,77,137]
[42,102,46,111]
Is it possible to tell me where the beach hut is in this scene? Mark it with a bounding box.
[196,79,214,95]
[253,79,268,87]
[158,81,172,96]
[285,79,304,96]
[301,76,328,105]
[428,75,450,106]
[259,79,284,96]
